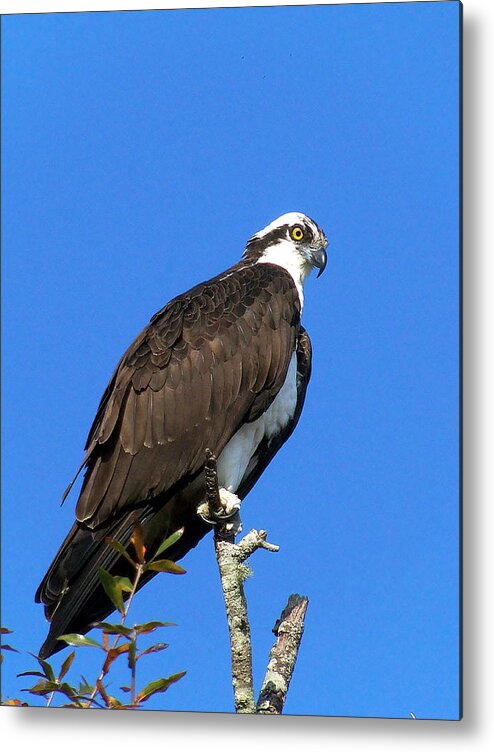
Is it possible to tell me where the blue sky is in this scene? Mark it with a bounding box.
[1,2,460,719]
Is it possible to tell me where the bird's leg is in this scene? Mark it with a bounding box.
[197,450,243,536]
[218,488,243,535]
[197,489,243,535]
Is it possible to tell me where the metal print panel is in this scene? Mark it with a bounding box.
[1,1,462,720]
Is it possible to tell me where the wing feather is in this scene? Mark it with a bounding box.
[120,388,138,454]
[60,263,301,535]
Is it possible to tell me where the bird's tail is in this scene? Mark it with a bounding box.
[36,492,210,659]
[36,511,143,658]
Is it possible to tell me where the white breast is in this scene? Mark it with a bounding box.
[216,351,298,492]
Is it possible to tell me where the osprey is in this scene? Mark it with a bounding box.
[36,212,328,658]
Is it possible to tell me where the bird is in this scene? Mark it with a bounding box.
[36,211,328,659]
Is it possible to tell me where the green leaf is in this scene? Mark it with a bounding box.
[29,653,56,682]
[137,642,168,659]
[78,676,94,695]
[145,559,186,575]
[57,634,103,649]
[104,538,136,568]
[58,682,77,698]
[17,670,45,679]
[127,638,137,670]
[134,620,176,635]
[59,650,76,681]
[151,528,184,562]
[1,627,14,635]
[98,568,125,614]
[134,672,186,703]
[94,622,133,637]
[23,679,60,695]
[107,696,123,708]
[113,576,134,593]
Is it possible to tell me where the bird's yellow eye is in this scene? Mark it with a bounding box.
[290,225,305,242]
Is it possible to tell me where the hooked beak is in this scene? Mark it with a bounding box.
[310,237,328,278]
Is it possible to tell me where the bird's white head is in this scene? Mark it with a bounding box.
[243,212,328,307]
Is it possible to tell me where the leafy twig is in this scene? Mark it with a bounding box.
[18,525,186,709]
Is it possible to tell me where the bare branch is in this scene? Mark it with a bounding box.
[256,594,309,714]
[213,533,254,712]
[235,529,280,559]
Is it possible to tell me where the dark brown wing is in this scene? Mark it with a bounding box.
[72,261,300,529]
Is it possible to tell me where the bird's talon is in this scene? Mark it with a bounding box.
[218,488,241,518]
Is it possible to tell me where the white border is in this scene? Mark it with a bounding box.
[2,1,494,750]
[0,0,457,11]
